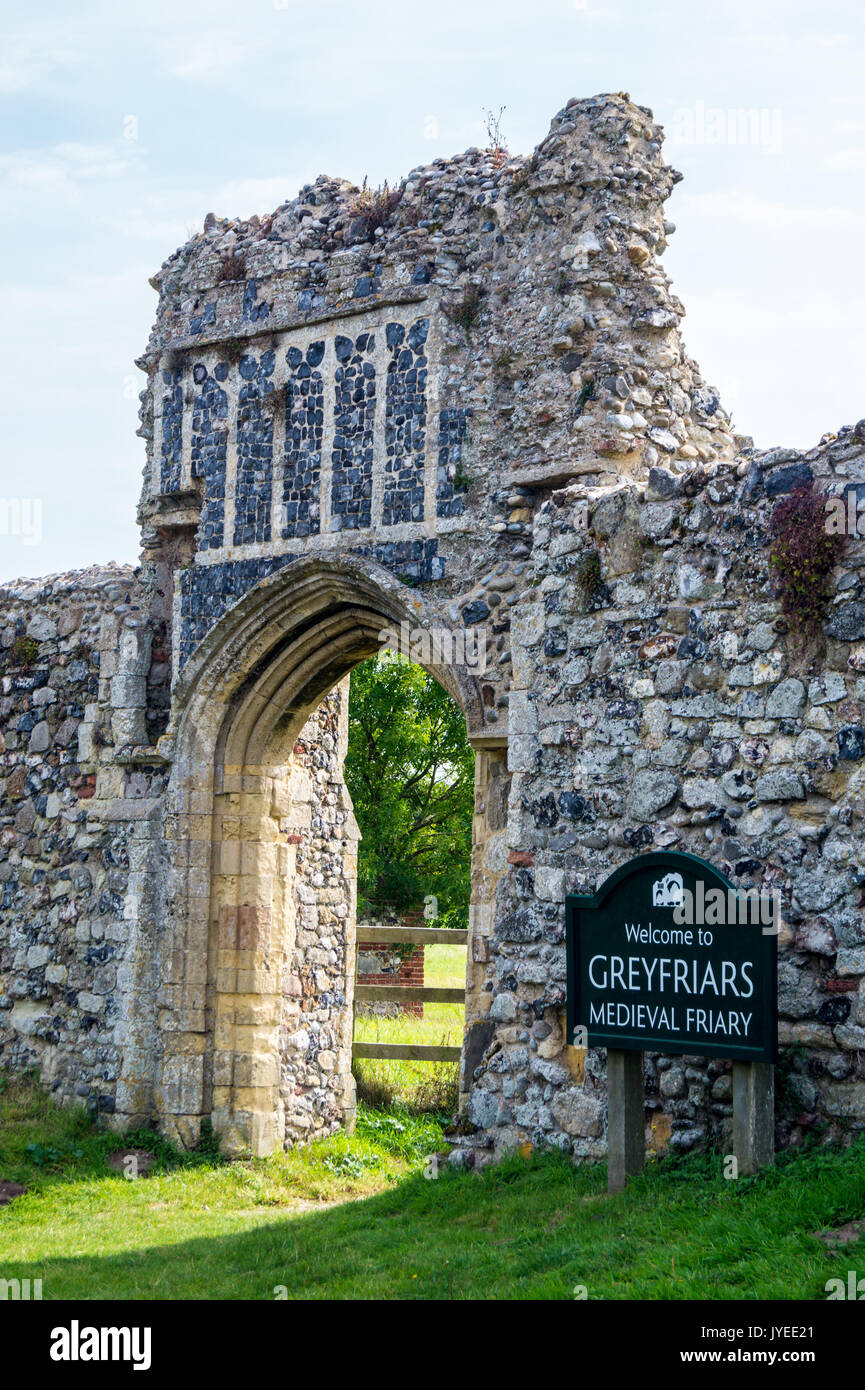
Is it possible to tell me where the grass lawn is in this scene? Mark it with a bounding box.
[0,1072,863,1300]
[352,941,465,1111]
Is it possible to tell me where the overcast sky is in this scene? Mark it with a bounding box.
[1,0,863,580]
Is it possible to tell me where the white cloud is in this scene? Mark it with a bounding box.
[827,148,865,172]
[209,175,308,220]
[677,286,865,447]
[52,142,139,177]
[676,187,865,233]
[113,212,192,245]
[169,35,262,81]
[686,290,848,338]
[106,172,309,250]
[0,34,82,93]
[0,140,143,208]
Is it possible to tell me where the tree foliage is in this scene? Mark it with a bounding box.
[345,654,474,929]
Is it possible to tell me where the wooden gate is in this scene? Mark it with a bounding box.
[352,923,466,1063]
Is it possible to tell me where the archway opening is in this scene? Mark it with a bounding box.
[345,651,475,1118]
[144,557,509,1158]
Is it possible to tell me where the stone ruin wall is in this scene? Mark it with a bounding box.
[278,683,359,1141]
[0,567,356,1139]
[1,93,864,1163]
[473,425,865,1163]
[135,89,738,720]
[0,565,142,1116]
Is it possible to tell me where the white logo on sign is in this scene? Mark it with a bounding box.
[652,872,684,907]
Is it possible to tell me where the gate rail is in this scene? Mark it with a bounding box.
[353,925,467,1063]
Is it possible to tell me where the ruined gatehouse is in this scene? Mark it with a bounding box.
[2,93,864,1163]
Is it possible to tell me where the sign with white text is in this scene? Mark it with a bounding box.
[566,851,778,1063]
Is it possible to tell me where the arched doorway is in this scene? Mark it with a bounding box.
[122,555,507,1155]
[347,651,475,1112]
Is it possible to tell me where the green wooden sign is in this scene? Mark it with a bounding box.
[566,851,778,1063]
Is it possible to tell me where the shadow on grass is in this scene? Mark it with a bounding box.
[3,1141,863,1301]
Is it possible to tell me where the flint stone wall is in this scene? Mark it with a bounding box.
[279,683,359,1141]
[136,91,738,718]
[466,428,865,1164]
[1,92,864,1164]
[0,566,140,1113]
[0,569,356,1140]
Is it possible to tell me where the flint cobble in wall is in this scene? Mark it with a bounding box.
[462,432,865,1164]
[2,93,864,1164]
[0,566,140,1113]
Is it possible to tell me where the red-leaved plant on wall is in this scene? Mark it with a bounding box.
[768,480,847,640]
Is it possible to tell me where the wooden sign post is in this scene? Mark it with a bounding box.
[606,1049,645,1193]
[566,851,778,1194]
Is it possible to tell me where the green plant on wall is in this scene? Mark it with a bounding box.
[5,635,40,670]
[573,378,595,418]
[348,178,405,237]
[493,348,517,382]
[452,465,472,492]
[574,548,604,608]
[448,283,485,339]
